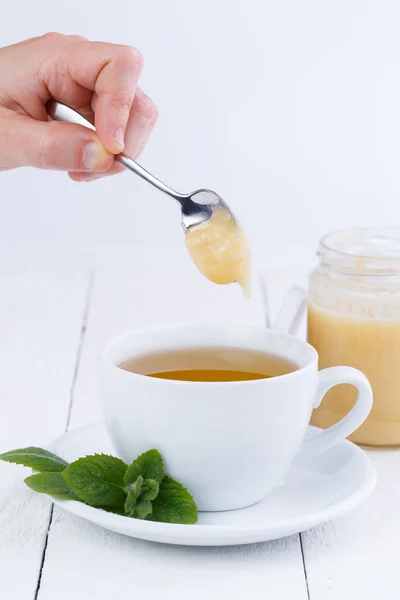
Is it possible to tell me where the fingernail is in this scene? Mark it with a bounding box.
[82,142,107,170]
[113,126,125,148]
[80,172,101,182]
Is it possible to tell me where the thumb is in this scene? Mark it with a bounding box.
[0,113,114,172]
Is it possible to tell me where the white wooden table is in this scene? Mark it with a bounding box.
[0,251,398,600]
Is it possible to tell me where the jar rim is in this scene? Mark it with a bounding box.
[319,228,400,275]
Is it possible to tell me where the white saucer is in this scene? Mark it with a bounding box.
[49,423,376,546]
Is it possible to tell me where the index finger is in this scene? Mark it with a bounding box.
[67,40,143,153]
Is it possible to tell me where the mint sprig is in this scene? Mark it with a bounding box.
[0,445,198,525]
[122,449,164,518]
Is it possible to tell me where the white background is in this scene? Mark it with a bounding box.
[1,0,399,277]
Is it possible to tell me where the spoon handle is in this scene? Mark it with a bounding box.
[116,153,183,200]
[46,100,183,201]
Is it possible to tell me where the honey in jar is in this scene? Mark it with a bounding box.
[308,228,400,446]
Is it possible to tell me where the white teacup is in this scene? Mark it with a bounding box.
[100,324,372,512]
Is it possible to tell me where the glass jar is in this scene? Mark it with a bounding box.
[308,228,400,446]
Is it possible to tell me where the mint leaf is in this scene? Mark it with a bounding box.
[125,475,144,503]
[148,476,198,524]
[135,500,152,520]
[140,478,159,501]
[0,447,68,472]
[63,454,127,508]
[125,491,137,517]
[124,450,164,486]
[124,476,159,517]
[124,475,146,516]
[124,475,159,517]
[24,472,79,500]
[125,490,153,519]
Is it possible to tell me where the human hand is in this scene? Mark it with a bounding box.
[0,33,158,181]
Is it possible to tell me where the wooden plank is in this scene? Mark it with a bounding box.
[0,270,89,600]
[39,522,308,600]
[36,267,309,600]
[301,450,399,599]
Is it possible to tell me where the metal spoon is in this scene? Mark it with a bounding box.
[46,100,233,230]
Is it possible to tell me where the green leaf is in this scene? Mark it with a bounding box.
[124,450,164,486]
[135,500,152,520]
[0,447,68,472]
[140,478,159,501]
[125,491,153,519]
[124,475,144,515]
[125,474,144,500]
[24,472,79,500]
[147,476,198,524]
[124,476,159,517]
[125,491,137,517]
[63,454,127,508]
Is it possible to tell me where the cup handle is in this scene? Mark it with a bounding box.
[301,366,373,458]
